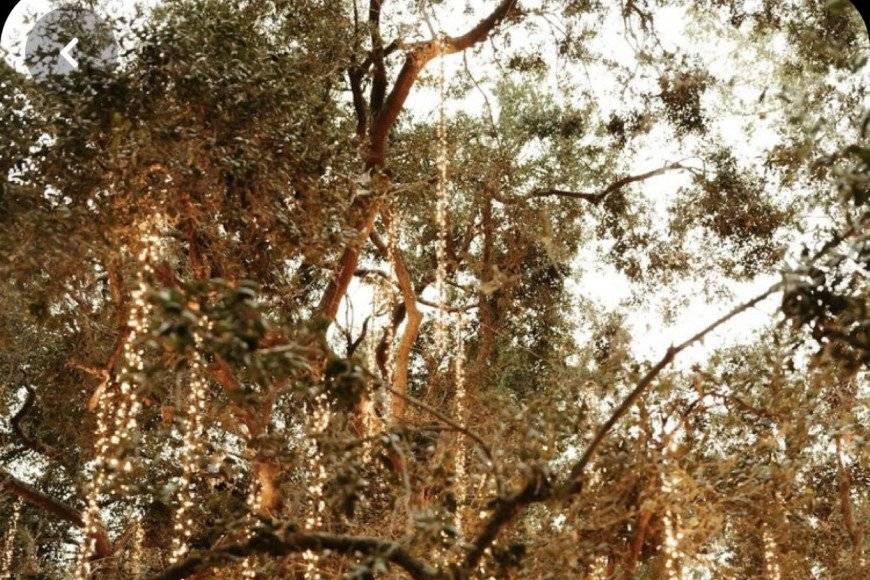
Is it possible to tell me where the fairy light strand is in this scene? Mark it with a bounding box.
[660,440,684,580]
[168,314,213,563]
[433,40,450,360]
[763,528,781,580]
[1,499,23,579]
[240,461,264,579]
[128,520,145,578]
[302,392,332,578]
[452,311,468,537]
[75,226,162,579]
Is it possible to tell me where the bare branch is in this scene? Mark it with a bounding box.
[0,468,109,559]
[8,386,74,472]
[385,210,424,419]
[462,281,785,572]
[148,527,440,580]
[368,0,518,166]
[523,162,694,204]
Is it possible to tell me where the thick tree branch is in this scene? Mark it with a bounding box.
[368,0,518,166]
[148,528,440,580]
[320,2,518,326]
[369,0,388,114]
[0,469,83,527]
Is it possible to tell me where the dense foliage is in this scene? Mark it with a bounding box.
[0,1,867,578]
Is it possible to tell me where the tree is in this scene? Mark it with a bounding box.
[0,0,867,578]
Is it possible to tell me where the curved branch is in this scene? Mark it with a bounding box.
[148,528,439,580]
[386,211,423,419]
[0,469,83,527]
[524,162,694,204]
[368,0,518,166]
[8,386,73,472]
[0,470,112,558]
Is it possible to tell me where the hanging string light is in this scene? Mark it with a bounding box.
[168,313,213,563]
[127,520,145,578]
[301,390,331,579]
[452,310,468,537]
[1,499,22,579]
[433,36,450,361]
[660,440,684,580]
[240,460,264,579]
[762,528,781,580]
[75,220,164,579]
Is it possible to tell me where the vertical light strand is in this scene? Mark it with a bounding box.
[660,440,684,580]
[433,41,450,361]
[0,499,23,579]
[452,310,468,537]
[240,457,264,579]
[128,520,145,578]
[75,229,160,580]
[302,392,331,579]
[762,528,781,580]
[168,313,212,563]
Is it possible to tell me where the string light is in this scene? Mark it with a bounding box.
[128,520,145,577]
[762,528,781,580]
[660,441,684,580]
[1,499,22,579]
[433,38,450,360]
[452,311,468,537]
[168,314,213,563]
[75,221,163,579]
[241,460,264,579]
[302,392,332,579]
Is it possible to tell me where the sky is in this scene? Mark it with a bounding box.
[1,0,860,368]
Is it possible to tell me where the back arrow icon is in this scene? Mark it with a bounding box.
[60,38,79,69]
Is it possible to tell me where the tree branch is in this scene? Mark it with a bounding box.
[387,216,424,420]
[0,468,110,560]
[367,0,518,166]
[148,527,440,580]
[461,282,784,573]
[0,469,83,527]
[525,162,692,204]
[8,386,74,472]
[369,0,388,114]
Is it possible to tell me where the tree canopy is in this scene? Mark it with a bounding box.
[0,1,867,578]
